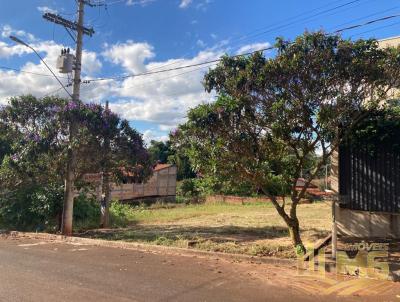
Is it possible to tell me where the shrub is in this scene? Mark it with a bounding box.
[109,201,134,227]
[0,183,63,232]
[73,193,101,231]
[178,179,200,197]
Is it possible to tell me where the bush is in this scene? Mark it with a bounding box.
[109,201,134,227]
[0,184,103,232]
[0,183,63,232]
[178,179,199,197]
[177,176,259,199]
[73,193,101,231]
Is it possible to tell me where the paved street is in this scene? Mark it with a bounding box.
[0,237,399,302]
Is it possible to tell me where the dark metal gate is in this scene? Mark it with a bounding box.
[339,145,400,213]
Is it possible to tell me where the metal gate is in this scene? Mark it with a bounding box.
[339,145,400,213]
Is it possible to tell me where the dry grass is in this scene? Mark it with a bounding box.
[82,201,332,258]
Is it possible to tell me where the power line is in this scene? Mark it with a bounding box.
[329,6,398,31]
[3,11,400,87]
[0,66,69,79]
[334,13,400,33]
[226,0,366,49]
[84,12,400,84]
[125,0,365,76]
[350,20,400,38]
[0,0,371,85]
[80,62,217,96]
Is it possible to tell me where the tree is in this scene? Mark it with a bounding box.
[0,95,151,232]
[147,140,172,164]
[148,139,196,180]
[172,32,400,253]
[94,117,151,228]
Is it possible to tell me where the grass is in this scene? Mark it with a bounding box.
[81,201,332,259]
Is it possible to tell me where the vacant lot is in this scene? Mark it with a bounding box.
[82,201,332,258]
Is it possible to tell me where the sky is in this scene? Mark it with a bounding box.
[1,0,400,144]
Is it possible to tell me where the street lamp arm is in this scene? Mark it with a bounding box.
[9,35,73,99]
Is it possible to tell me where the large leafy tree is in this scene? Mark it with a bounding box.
[0,95,150,231]
[172,32,400,253]
[85,107,151,228]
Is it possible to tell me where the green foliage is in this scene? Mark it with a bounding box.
[148,140,172,164]
[109,201,135,227]
[346,104,400,153]
[0,95,152,231]
[172,31,400,250]
[148,139,196,181]
[0,183,63,231]
[73,193,101,230]
[178,179,200,197]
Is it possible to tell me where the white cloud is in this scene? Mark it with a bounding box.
[0,28,270,135]
[196,0,213,11]
[102,40,154,73]
[142,130,169,145]
[1,25,35,42]
[0,41,30,58]
[126,0,156,6]
[107,48,220,128]
[0,38,103,104]
[236,42,271,55]
[196,39,206,48]
[37,6,58,14]
[82,52,102,75]
[179,0,193,8]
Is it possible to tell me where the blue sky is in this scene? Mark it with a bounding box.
[1,0,400,143]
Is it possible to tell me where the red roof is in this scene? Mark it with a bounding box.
[153,163,172,172]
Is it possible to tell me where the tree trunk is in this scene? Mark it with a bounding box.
[269,196,306,255]
[287,218,306,255]
[100,173,111,228]
[61,150,76,236]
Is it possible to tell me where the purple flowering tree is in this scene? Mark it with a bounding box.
[0,95,151,232]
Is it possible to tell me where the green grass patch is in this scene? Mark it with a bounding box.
[82,200,331,259]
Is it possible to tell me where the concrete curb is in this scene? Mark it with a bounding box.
[6,231,297,268]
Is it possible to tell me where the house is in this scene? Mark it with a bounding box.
[111,163,177,202]
[82,163,177,203]
[329,36,400,280]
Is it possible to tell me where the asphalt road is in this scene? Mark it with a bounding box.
[0,237,398,302]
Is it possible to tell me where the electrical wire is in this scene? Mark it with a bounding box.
[3,10,400,88]
[120,0,365,75]
[334,13,400,33]
[84,12,400,84]
[329,6,399,31]
[350,20,400,39]
[0,66,69,79]
[225,0,367,50]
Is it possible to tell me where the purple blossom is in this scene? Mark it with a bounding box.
[170,129,180,137]
[65,101,79,111]
[32,134,41,143]
[49,105,61,113]
[85,103,101,111]
[10,154,20,162]
[25,133,41,143]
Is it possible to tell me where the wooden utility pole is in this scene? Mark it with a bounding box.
[100,101,112,228]
[43,1,96,235]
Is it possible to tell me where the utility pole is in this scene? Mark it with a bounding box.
[43,1,96,235]
[100,101,112,228]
